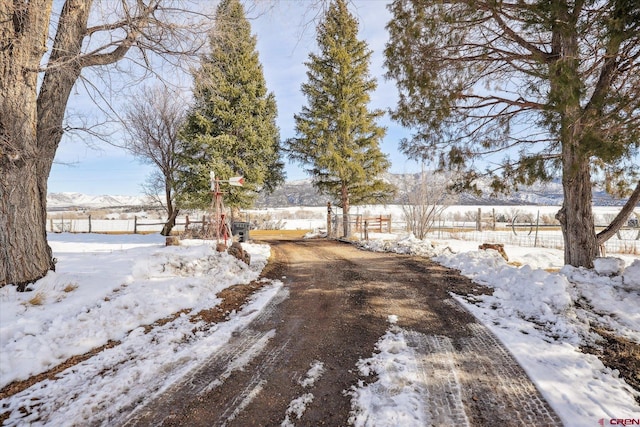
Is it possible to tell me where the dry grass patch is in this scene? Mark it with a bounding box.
[63,283,78,293]
[26,292,45,306]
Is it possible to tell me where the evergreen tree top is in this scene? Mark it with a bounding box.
[286,0,394,209]
[178,0,284,210]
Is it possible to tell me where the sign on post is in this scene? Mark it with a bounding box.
[228,176,244,187]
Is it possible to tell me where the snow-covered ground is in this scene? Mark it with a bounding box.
[1,232,639,426]
[354,234,640,426]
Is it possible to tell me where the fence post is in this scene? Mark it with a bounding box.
[88,214,92,233]
[477,208,482,232]
[387,215,392,233]
[327,202,332,238]
[134,216,138,234]
[364,220,369,240]
[492,208,496,230]
[185,214,190,231]
[534,210,540,247]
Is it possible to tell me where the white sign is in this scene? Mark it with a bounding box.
[229,176,244,187]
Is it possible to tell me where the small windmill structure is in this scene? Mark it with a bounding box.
[208,171,244,244]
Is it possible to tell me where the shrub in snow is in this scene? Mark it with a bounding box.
[593,257,625,276]
[622,260,640,288]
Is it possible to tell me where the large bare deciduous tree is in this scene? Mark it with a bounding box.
[124,85,187,236]
[0,0,211,288]
[385,0,640,268]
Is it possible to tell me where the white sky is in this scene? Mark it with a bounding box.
[47,0,419,196]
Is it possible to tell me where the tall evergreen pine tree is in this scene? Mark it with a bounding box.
[179,0,284,210]
[286,0,394,237]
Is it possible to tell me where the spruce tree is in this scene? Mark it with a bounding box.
[286,0,394,237]
[179,0,284,210]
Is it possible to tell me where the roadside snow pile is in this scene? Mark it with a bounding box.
[133,244,252,279]
[561,262,640,343]
[0,235,271,389]
[438,245,640,344]
[593,257,625,276]
[357,234,639,345]
[358,233,453,258]
[435,249,585,343]
[622,259,640,287]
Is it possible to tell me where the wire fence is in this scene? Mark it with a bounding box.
[45,215,213,234]
[47,217,174,234]
[328,213,639,255]
[422,228,638,255]
[47,211,639,255]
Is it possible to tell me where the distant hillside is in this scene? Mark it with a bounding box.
[47,174,629,210]
[255,179,324,207]
[255,174,628,207]
[47,192,153,210]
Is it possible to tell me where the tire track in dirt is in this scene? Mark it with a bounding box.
[120,238,562,426]
[120,288,290,427]
[404,331,470,426]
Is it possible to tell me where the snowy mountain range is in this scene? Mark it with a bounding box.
[47,174,629,210]
[255,174,628,207]
[47,193,154,210]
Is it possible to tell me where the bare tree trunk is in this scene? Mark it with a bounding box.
[341,184,350,238]
[1,161,56,289]
[2,0,141,287]
[37,0,91,178]
[550,9,600,269]
[161,181,178,236]
[556,143,598,268]
[1,1,55,288]
[1,0,89,287]
[161,209,180,236]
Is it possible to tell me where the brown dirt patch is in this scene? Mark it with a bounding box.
[582,328,640,404]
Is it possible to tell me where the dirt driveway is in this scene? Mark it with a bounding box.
[123,238,562,426]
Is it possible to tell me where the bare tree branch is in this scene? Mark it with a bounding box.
[597,180,640,245]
